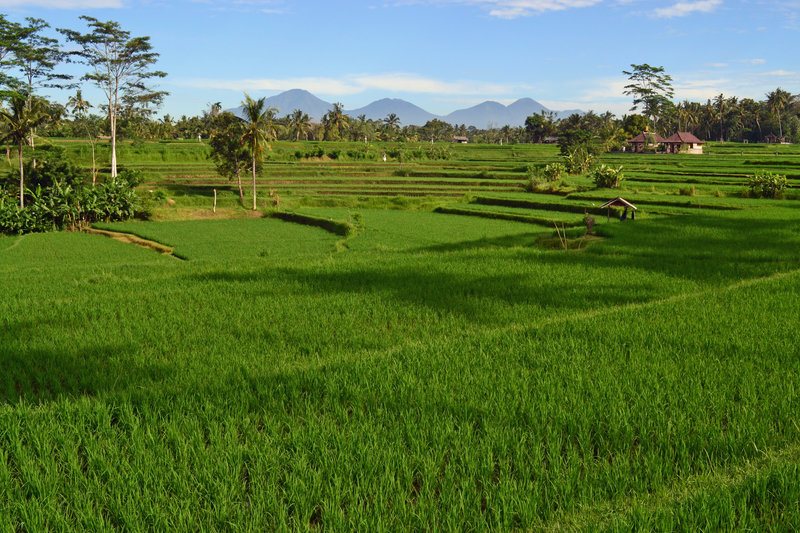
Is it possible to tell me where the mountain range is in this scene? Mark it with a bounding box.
[231,89,582,128]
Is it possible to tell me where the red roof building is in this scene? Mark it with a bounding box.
[663,132,704,154]
[627,132,666,153]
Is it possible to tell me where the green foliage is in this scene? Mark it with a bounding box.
[207,111,249,187]
[542,162,566,182]
[3,145,88,194]
[0,169,141,234]
[590,164,624,188]
[559,129,599,174]
[747,170,787,198]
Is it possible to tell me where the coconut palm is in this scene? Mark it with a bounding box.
[66,89,90,116]
[323,102,347,140]
[0,93,50,207]
[713,93,730,142]
[383,113,401,130]
[239,93,273,210]
[766,88,794,139]
[288,109,311,141]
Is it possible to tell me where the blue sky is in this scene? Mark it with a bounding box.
[5,0,799,118]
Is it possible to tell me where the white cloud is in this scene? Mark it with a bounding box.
[654,0,721,18]
[706,62,728,68]
[0,0,122,6]
[175,77,364,95]
[352,73,521,95]
[424,0,603,19]
[759,70,797,76]
[176,73,527,97]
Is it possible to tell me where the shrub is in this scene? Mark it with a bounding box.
[590,164,624,188]
[747,170,787,198]
[562,148,596,174]
[542,162,566,182]
[0,170,143,235]
[425,146,451,160]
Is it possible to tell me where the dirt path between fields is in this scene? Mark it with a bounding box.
[84,228,183,259]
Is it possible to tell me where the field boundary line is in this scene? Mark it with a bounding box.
[544,442,800,531]
[504,267,800,336]
[83,228,183,259]
[0,234,24,252]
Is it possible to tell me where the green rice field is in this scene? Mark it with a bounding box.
[2,140,800,529]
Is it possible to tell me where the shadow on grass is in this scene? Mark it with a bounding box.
[0,322,170,405]
[188,210,800,325]
[416,212,800,285]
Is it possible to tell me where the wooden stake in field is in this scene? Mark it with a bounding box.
[213,189,217,213]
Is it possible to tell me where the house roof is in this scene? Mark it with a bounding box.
[599,197,637,210]
[664,132,704,144]
[628,132,666,143]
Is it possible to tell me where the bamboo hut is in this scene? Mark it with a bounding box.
[599,197,637,221]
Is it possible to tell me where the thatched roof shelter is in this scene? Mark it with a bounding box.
[599,197,637,221]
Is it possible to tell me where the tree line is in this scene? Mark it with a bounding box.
[1,13,799,220]
[0,13,164,232]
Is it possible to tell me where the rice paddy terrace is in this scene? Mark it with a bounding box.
[2,138,799,529]
[48,138,800,224]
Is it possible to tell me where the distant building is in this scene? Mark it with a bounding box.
[627,132,666,153]
[764,133,789,144]
[452,136,469,143]
[542,136,559,144]
[663,132,705,154]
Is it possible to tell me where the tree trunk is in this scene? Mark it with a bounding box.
[236,169,244,204]
[91,141,97,185]
[18,139,24,209]
[110,111,118,178]
[252,154,257,210]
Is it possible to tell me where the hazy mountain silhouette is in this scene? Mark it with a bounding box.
[227,89,579,127]
[345,98,438,126]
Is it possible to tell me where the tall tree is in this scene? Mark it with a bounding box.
[323,102,347,141]
[766,88,794,138]
[0,92,50,207]
[288,108,311,141]
[622,64,674,133]
[739,98,763,141]
[239,93,272,210]
[713,93,730,142]
[383,113,401,130]
[15,18,72,100]
[0,15,22,96]
[208,111,249,203]
[60,16,167,178]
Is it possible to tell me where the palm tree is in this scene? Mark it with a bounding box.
[239,93,272,210]
[0,93,50,208]
[323,102,347,140]
[66,89,90,116]
[384,113,401,130]
[739,98,763,141]
[766,88,794,138]
[713,93,729,142]
[288,109,311,141]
